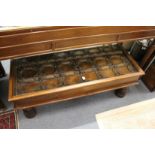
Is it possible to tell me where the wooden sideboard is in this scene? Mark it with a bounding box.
[1,26,155,60]
[0,26,154,118]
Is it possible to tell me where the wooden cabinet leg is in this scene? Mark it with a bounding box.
[23,108,37,119]
[114,88,128,98]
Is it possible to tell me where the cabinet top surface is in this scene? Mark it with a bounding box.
[0,26,155,60]
[0,26,155,34]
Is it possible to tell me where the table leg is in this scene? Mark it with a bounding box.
[114,88,128,98]
[23,108,37,119]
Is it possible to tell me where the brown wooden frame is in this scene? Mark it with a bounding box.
[9,49,144,110]
[1,26,155,118]
[0,26,155,60]
[142,64,155,92]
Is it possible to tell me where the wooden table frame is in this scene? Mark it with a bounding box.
[0,26,155,118]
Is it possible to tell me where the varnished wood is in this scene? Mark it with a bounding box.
[10,71,141,102]
[0,26,155,60]
[0,26,151,118]
[139,40,155,92]
[142,63,155,92]
[9,49,144,110]
[14,82,138,110]
[140,44,155,69]
[0,26,79,36]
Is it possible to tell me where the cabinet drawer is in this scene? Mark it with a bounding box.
[55,34,118,51]
[119,30,155,41]
[9,44,144,109]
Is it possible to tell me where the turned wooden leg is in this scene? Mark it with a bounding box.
[23,108,37,119]
[114,88,128,98]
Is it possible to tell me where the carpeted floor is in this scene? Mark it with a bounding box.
[1,60,155,129]
[18,81,155,129]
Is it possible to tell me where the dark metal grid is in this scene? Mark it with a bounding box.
[13,45,137,95]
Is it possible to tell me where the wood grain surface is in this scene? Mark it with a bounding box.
[0,26,155,60]
[96,98,155,129]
